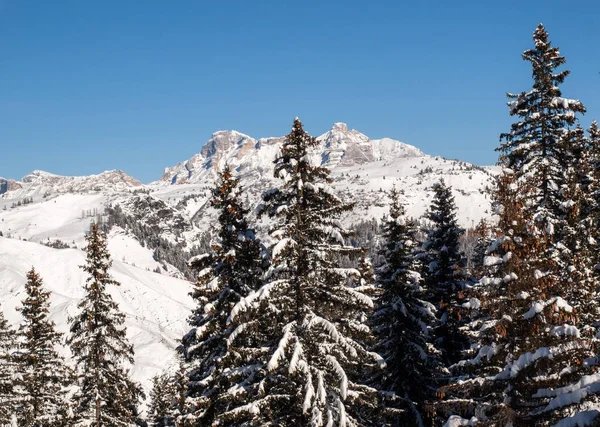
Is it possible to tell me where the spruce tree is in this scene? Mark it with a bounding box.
[498,23,587,288]
[436,25,600,426]
[423,179,467,367]
[498,23,585,219]
[179,164,263,424]
[0,308,18,425]
[586,121,600,273]
[68,223,143,426]
[371,187,437,426]
[217,118,388,426]
[16,267,72,426]
[147,373,176,427]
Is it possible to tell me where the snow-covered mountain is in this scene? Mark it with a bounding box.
[159,122,425,186]
[0,169,142,198]
[156,122,496,230]
[0,122,497,404]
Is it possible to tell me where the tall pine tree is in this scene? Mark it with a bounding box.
[179,164,264,425]
[16,267,73,426]
[372,187,437,426]
[216,118,388,426]
[68,223,143,426]
[423,179,468,367]
[436,25,600,426]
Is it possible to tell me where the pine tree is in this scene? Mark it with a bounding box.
[68,223,144,426]
[215,118,389,426]
[16,267,72,426]
[0,308,18,425]
[147,373,176,427]
[179,164,264,424]
[423,179,468,367]
[554,126,600,326]
[498,23,587,289]
[498,24,585,221]
[171,360,189,424]
[436,25,600,426]
[371,187,437,426]
[582,121,600,272]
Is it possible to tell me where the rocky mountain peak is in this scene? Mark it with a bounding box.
[0,177,23,195]
[331,122,349,132]
[160,122,426,185]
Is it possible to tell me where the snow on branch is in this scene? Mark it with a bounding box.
[496,341,590,380]
[523,296,573,319]
[272,238,297,259]
[266,323,295,371]
[551,410,600,427]
[549,97,584,110]
[227,280,287,324]
[326,355,348,400]
[534,373,600,413]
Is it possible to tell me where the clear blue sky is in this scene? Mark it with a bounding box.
[1,0,599,183]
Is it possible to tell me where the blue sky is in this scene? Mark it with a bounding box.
[1,0,599,183]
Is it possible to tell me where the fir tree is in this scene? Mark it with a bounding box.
[582,121,600,273]
[16,267,72,426]
[147,373,176,427]
[0,308,18,425]
[423,179,468,367]
[68,223,144,426]
[371,187,437,426]
[436,25,600,426]
[217,118,389,426]
[179,164,263,424]
[498,24,585,221]
[498,23,587,288]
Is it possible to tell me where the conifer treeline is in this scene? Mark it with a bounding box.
[2,23,600,426]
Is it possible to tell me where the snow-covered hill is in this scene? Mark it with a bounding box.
[0,236,194,394]
[0,121,497,401]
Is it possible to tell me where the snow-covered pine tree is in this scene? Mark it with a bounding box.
[554,126,600,326]
[371,187,437,426]
[16,267,72,426]
[436,25,600,426]
[218,118,388,426]
[583,121,600,263]
[0,308,19,425]
[498,23,587,287]
[179,164,264,424]
[68,223,144,426]
[585,121,600,273]
[498,24,585,219]
[147,373,176,427]
[423,179,468,367]
[468,219,495,278]
[171,360,189,424]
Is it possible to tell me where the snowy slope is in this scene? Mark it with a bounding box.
[0,237,194,394]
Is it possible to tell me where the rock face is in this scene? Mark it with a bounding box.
[0,178,23,195]
[161,130,259,185]
[160,122,424,185]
